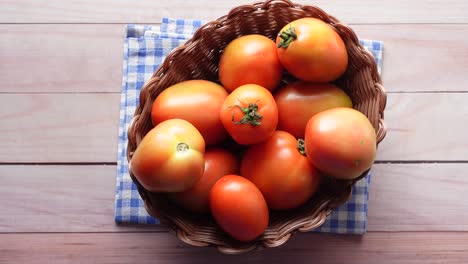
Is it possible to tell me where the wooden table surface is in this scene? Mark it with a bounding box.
[1,0,468,263]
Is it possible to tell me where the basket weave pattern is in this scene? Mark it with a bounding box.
[127,0,387,254]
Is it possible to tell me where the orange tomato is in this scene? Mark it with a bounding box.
[219,34,283,92]
[210,175,269,242]
[276,18,348,82]
[241,131,321,210]
[220,84,278,145]
[171,148,240,213]
[151,80,228,145]
[130,119,205,192]
[274,81,352,138]
[304,108,376,180]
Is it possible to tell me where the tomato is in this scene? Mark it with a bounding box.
[241,131,321,210]
[151,80,228,145]
[171,148,240,213]
[210,175,269,242]
[276,18,348,82]
[130,119,205,192]
[220,84,278,145]
[304,108,376,180]
[218,34,283,92]
[274,81,352,138]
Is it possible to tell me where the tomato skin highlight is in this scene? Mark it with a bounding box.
[219,34,283,92]
[304,108,377,180]
[131,119,206,192]
[220,84,278,145]
[276,18,348,82]
[241,131,321,210]
[210,175,269,242]
[171,148,240,213]
[151,79,228,145]
[274,81,352,138]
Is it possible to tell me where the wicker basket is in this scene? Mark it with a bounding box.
[127,0,387,254]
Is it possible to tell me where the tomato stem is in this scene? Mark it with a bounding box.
[229,102,262,126]
[277,25,297,48]
[176,143,189,152]
[297,138,306,156]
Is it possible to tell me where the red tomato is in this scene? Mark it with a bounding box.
[276,18,348,82]
[171,148,240,213]
[218,34,283,92]
[151,80,228,145]
[241,131,321,210]
[131,119,205,192]
[274,81,352,138]
[210,175,269,242]
[304,108,376,180]
[220,84,278,145]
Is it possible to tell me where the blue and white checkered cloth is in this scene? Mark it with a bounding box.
[115,18,383,234]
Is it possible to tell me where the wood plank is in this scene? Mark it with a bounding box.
[377,92,468,161]
[1,24,467,93]
[0,165,162,232]
[0,25,124,93]
[354,24,468,93]
[1,164,467,233]
[1,92,466,162]
[0,232,467,263]
[0,94,120,163]
[1,0,468,24]
[368,164,468,231]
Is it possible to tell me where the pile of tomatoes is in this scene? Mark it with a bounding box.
[130,18,377,242]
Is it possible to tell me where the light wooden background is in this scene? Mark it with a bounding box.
[1,0,468,263]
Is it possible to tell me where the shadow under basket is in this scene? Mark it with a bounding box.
[126,0,387,254]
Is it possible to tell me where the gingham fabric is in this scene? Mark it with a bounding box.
[115,18,383,234]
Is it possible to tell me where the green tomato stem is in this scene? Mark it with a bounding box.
[176,142,189,152]
[297,138,306,156]
[229,102,263,126]
[277,25,297,48]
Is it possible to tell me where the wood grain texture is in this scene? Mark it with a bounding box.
[368,164,468,231]
[1,24,468,93]
[354,24,468,93]
[1,0,468,24]
[1,164,467,233]
[0,25,124,93]
[1,93,466,162]
[0,165,162,232]
[0,94,120,163]
[1,232,467,263]
[376,93,468,161]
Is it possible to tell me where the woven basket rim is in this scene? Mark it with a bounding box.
[126,0,387,254]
